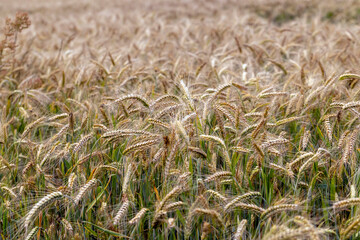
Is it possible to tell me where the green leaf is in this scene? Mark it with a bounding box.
[83,221,131,238]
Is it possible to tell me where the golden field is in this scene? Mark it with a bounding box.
[2,0,360,239]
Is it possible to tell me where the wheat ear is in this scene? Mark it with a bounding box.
[25,226,40,240]
[261,204,299,219]
[225,192,261,211]
[129,208,148,225]
[74,179,97,205]
[234,219,247,240]
[25,191,63,230]
[113,200,130,226]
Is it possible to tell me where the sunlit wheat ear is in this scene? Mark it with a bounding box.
[113,200,130,226]
[188,146,207,158]
[61,218,74,237]
[193,208,224,226]
[204,171,232,183]
[164,140,180,181]
[323,118,332,142]
[200,221,212,240]
[200,134,231,168]
[147,118,170,129]
[151,147,165,164]
[232,146,251,154]
[244,112,263,118]
[231,202,264,215]
[46,124,69,146]
[24,226,39,240]
[234,219,247,240]
[224,192,261,212]
[99,104,110,126]
[209,83,232,103]
[129,208,148,225]
[47,113,68,122]
[77,150,107,165]
[298,152,321,175]
[200,135,226,149]
[24,191,63,231]
[275,116,303,126]
[102,129,152,139]
[294,94,304,113]
[93,123,109,132]
[333,198,360,210]
[342,101,360,110]
[214,107,226,138]
[153,186,184,226]
[214,104,236,126]
[251,118,266,139]
[2,186,17,198]
[293,216,319,240]
[158,186,184,211]
[304,86,324,106]
[21,116,46,139]
[179,80,194,110]
[240,124,257,137]
[338,130,350,149]
[339,73,360,81]
[269,163,294,178]
[74,179,97,205]
[261,204,299,219]
[252,142,264,159]
[261,138,289,149]
[258,91,288,99]
[22,158,34,175]
[263,227,327,240]
[301,129,311,150]
[287,152,313,171]
[267,147,281,156]
[341,216,360,239]
[164,201,186,212]
[203,83,232,121]
[113,94,149,108]
[151,95,181,108]
[67,172,76,191]
[155,104,183,119]
[122,162,134,195]
[342,127,360,166]
[206,190,227,202]
[123,139,159,155]
[249,167,260,182]
[39,143,59,167]
[73,133,93,153]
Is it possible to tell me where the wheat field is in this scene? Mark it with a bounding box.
[2,0,360,239]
